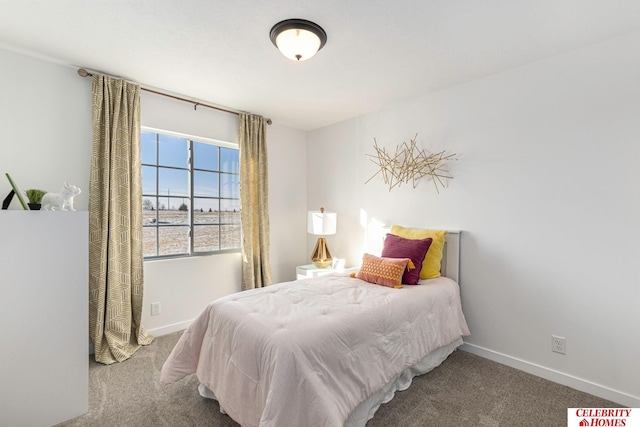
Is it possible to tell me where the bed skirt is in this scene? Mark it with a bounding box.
[198,337,463,427]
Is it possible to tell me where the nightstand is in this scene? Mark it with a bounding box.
[296,264,335,280]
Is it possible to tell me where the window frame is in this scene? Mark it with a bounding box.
[141,126,241,260]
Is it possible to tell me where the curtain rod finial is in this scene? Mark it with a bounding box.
[77,68,91,77]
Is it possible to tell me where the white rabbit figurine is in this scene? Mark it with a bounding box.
[41,182,81,211]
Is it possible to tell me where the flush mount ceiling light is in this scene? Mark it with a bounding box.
[270,19,327,61]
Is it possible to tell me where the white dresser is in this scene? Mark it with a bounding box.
[0,211,88,427]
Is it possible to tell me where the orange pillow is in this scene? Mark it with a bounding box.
[357,253,414,287]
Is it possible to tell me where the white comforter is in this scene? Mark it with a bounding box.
[161,272,470,427]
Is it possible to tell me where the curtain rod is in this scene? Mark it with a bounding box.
[77,68,272,125]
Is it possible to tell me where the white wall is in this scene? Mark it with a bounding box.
[0,47,308,339]
[265,124,308,282]
[307,31,640,406]
[0,48,92,209]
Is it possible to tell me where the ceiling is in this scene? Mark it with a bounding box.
[1,1,639,131]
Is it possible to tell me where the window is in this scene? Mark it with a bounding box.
[141,128,241,258]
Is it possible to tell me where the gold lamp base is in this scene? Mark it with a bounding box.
[311,237,333,268]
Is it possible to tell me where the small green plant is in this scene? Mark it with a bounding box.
[25,188,47,204]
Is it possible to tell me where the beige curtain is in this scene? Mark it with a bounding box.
[239,113,273,290]
[89,74,153,364]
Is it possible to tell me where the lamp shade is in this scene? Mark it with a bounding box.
[308,209,337,236]
[270,19,327,61]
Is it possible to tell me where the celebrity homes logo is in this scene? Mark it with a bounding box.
[568,408,639,426]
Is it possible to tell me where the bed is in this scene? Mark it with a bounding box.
[161,229,470,427]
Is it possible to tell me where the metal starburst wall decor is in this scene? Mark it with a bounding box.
[365,134,456,193]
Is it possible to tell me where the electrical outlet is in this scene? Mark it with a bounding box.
[552,335,566,354]
[151,302,161,316]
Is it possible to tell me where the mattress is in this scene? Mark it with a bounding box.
[161,272,470,427]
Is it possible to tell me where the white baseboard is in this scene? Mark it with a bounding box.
[148,319,193,337]
[460,342,640,408]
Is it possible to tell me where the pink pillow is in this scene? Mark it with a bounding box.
[357,253,414,287]
[381,233,432,285]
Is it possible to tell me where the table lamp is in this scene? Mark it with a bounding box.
[308,207,337,268]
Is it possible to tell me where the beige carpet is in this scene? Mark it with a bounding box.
[55,332,620,427]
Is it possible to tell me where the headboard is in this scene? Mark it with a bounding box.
[379,228,461,283]
[441,230,460,283]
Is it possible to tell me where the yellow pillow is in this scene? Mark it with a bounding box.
[389,225,447,279]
